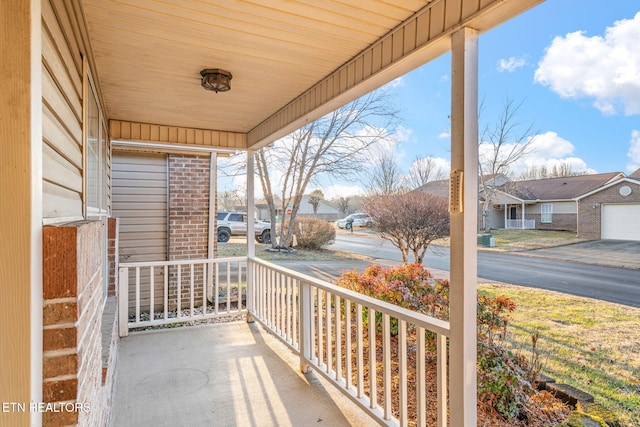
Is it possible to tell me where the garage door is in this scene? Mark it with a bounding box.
[601,204,640,241]
[112,152,168,312]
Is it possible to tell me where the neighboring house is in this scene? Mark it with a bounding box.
[256,195,341,221]
[417,171,640,241]
[487,172,640,241]
[296,194,341,220]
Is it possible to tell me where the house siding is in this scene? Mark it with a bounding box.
[578,181,640,239]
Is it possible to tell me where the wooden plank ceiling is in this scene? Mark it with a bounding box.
[81,0,543,150]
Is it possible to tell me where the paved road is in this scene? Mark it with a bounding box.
[328,234,640,308]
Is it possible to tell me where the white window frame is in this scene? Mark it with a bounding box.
[84,67,109,219]
[541,203,553,223]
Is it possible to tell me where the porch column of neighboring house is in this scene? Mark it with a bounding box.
[504,203,508,228]
[0,0,43,424]
[246,150,256,321]
[449,27,478,427]
[521,202,525,229]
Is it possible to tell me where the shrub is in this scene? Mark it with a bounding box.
[336,263,536,421]
[293,217,335,249]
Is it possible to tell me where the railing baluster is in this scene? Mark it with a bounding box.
[399,320,408,427]
[383,313,391,419]
[163,265,168,320]
[369,307,377,409]
[437,333,447,427]
[317,289,323,367]
[215,262,219,315]
[335,294,341,381]
[190,263,195,317]
[135,267,140,323]
[280,273,285,335]
[299,281,311,373]
[310,286,316,362]
[326,291,332,374]
[149,266,155,321]
[202,263,207,316]
[292,278,297,349]
[417,326,426,427]
[356,303,364,398]
[226,261,231,314]
[177,264,182,318]
[238,260,243,311]
[346,300,352,390]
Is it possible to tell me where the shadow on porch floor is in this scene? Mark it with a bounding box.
[112,321,373,426]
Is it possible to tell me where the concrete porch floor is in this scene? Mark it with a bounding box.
[112,321,373,427]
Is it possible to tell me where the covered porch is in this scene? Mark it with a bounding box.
[1,1,545,426]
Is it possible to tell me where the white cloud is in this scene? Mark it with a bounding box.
[322,183,365,199]
[497,56,526,72]
[534,12,640,115]
[384,76,405,89]
[480,131,595,176]
[628,130,640,172]
[437,131,450,139]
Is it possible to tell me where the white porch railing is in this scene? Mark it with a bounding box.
[505,219,535,229]
[248,258,450,427]
[118,257,246,337]
[118,256,450,426]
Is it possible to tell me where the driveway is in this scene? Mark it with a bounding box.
[524,240,640,269]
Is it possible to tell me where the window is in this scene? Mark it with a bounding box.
[541,204,553,223]
[85,72,108,217]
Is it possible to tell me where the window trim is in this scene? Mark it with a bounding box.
[541,203,553,223]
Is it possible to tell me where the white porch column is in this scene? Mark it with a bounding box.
[521,202,525,229]
[0,0,43,424]
[450,27,478,427]
[504,204,507,229]
[246,150,256,321]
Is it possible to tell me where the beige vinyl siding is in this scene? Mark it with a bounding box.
[42,0,84,222]
[112,152,168,312]
[42,0,111,223]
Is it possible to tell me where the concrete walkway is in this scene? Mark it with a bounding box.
[112,321,372,427]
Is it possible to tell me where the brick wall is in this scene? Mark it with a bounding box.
[578,181,640,239]
[168,155,211,308]
[43,220,118,426]
[527,213,577,232]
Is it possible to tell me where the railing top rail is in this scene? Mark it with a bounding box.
[119,256,245,268]
[249,257,450,336]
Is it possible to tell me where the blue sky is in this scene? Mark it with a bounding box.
[379,0,640,192]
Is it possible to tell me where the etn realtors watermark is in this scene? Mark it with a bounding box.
[2,402,91,413]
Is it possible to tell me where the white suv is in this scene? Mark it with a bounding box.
[336,213,372,229]
[217,212,271,244]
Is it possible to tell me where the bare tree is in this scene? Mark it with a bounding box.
[363,150,406,196]
[406,155,449,189]
[518,161,588,180]
[479,97,538,231]
[335,196,350,215]
[256,90,399,248]
[366,192,449,264]
[308,189,324,215]
[218,188,244,211]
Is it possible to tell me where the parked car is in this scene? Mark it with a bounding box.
[336,213,372,229]
[217,212,271,244]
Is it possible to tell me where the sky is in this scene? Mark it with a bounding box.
[225,0,640,200]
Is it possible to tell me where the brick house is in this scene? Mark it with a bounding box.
[485,172,640,240]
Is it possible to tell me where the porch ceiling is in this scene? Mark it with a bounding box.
[81,0,543,150]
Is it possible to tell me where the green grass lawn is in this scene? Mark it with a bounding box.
[485,229,590,251]
[479,283,640,427]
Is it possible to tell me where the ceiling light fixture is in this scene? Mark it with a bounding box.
[200,68,232,92]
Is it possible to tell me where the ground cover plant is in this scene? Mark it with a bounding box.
[480,284,640,427]
[336,264,570,426]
